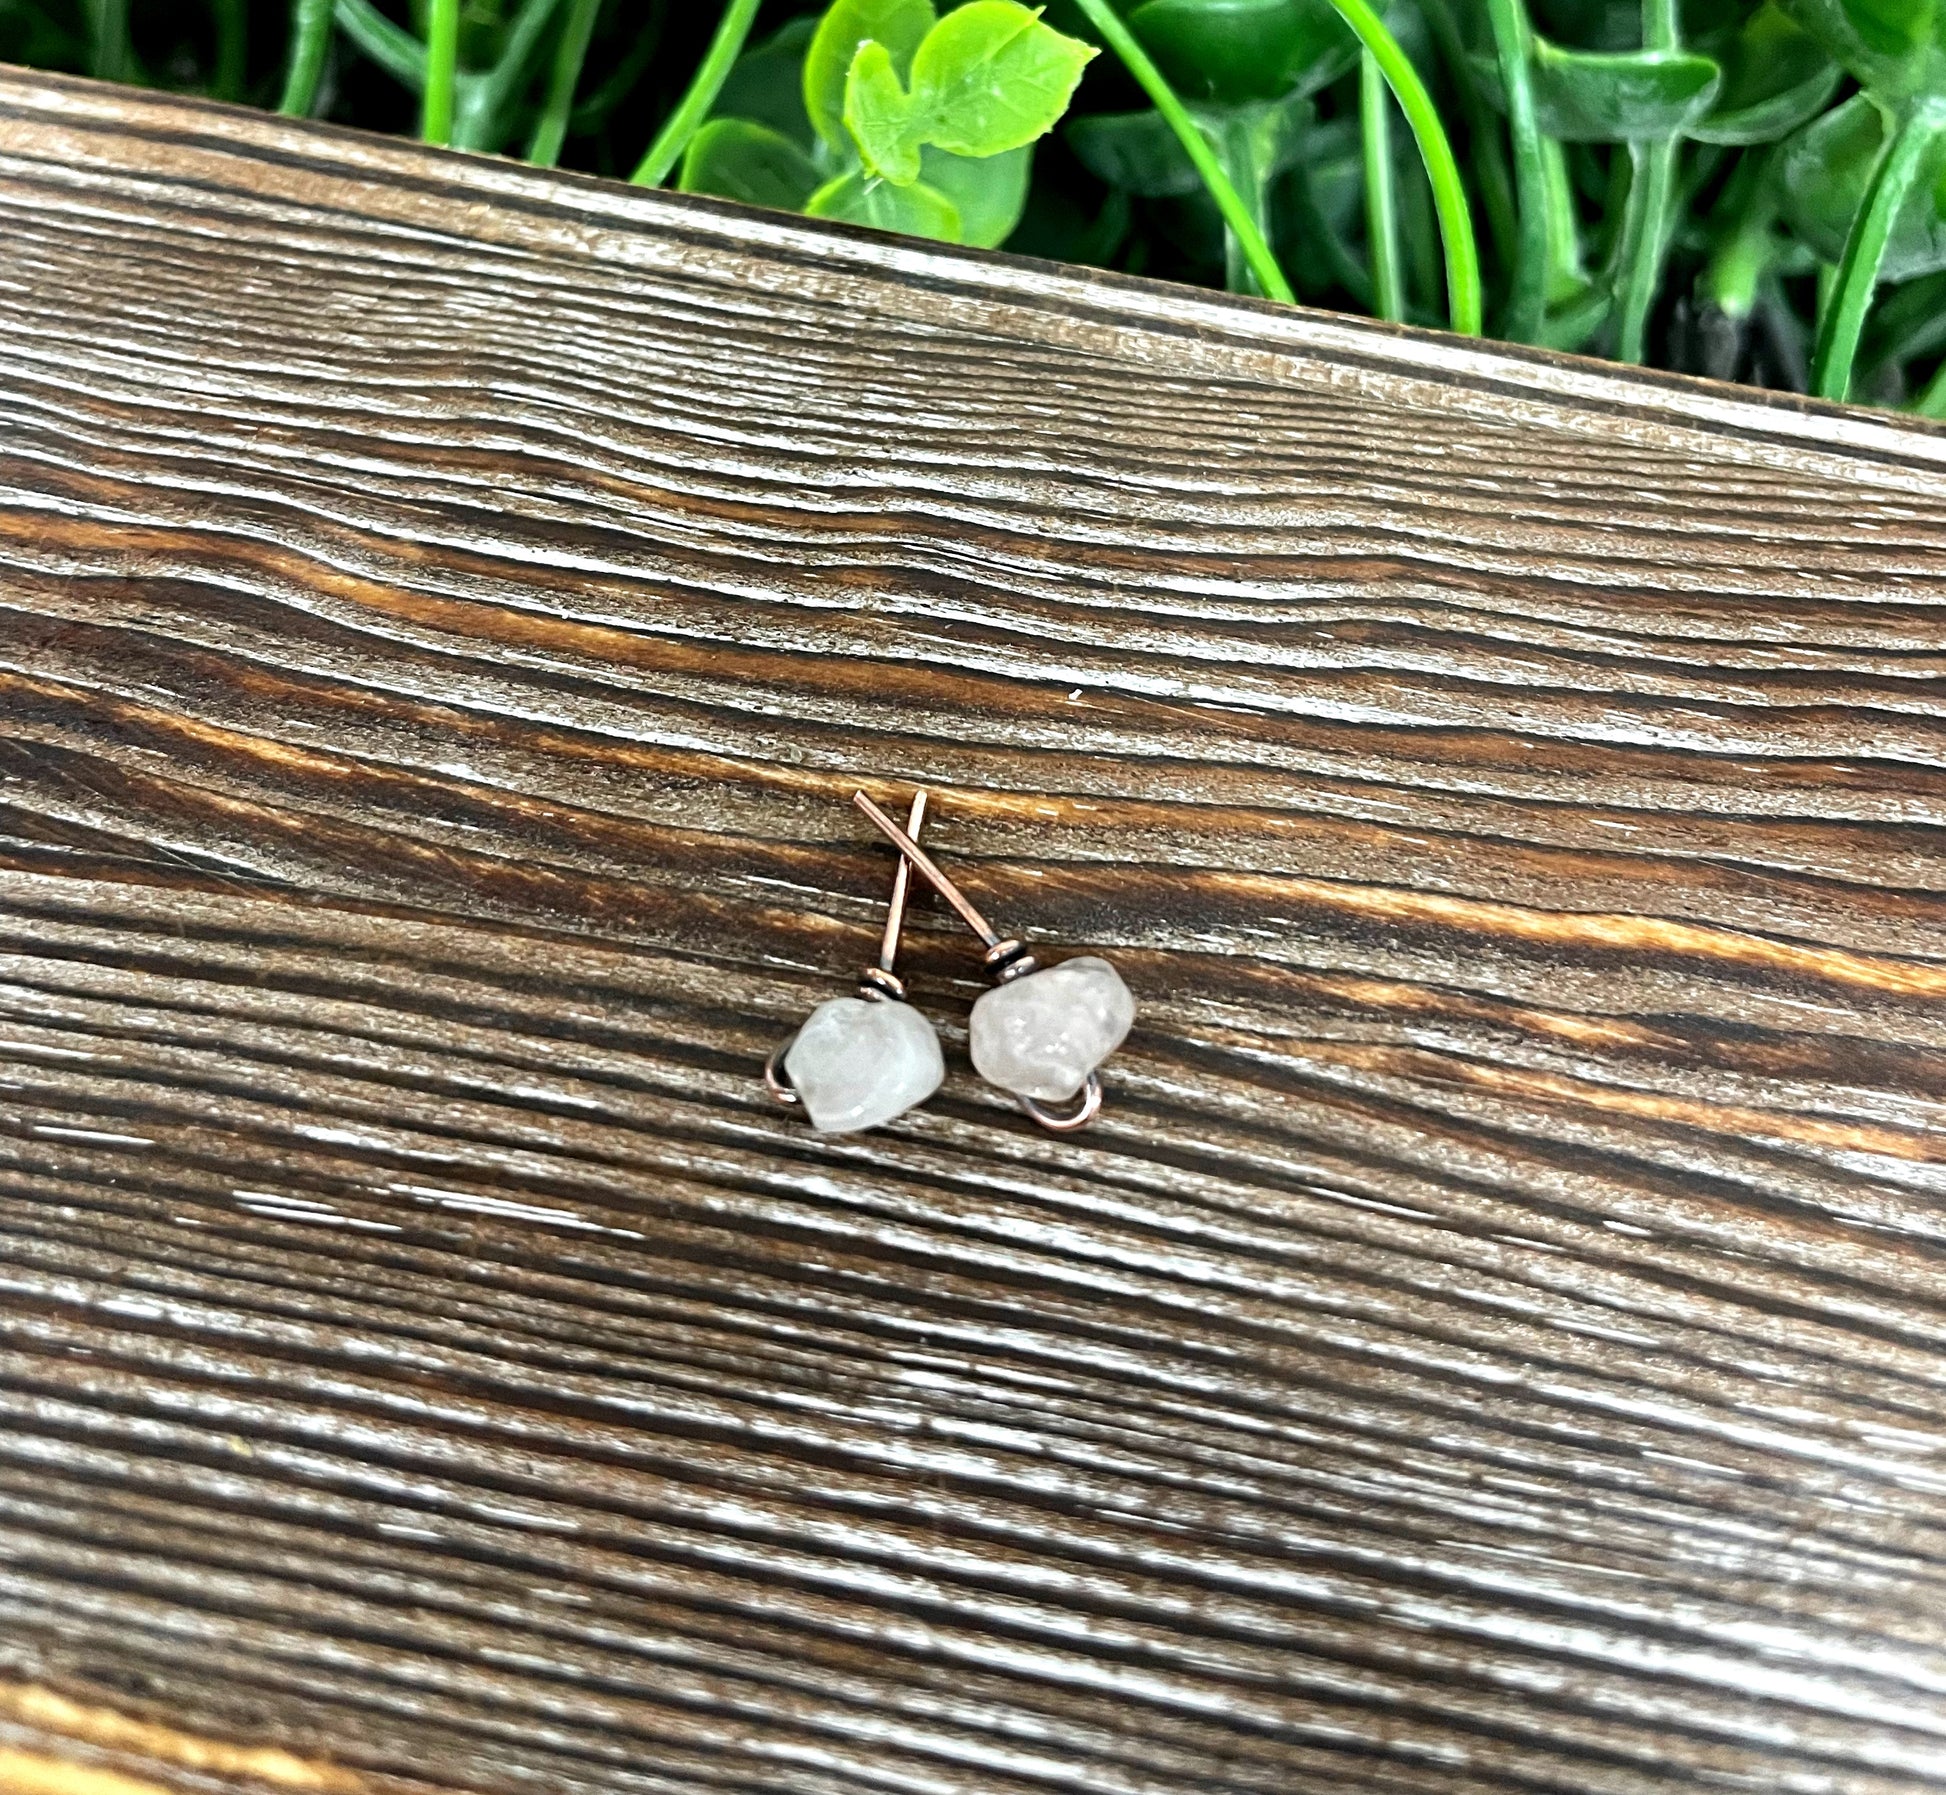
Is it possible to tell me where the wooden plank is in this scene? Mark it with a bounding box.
[0,63,1941,1795]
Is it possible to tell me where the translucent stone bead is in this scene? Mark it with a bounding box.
[783,996,945,1134]
[969,955,1135,1104]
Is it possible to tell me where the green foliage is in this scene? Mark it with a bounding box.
[1781,0,1943,98]
[58,0,1946,408]
[845,37,922,176]
[1525,43,1721,139]
[1070,92,1311,196]
[1779,90,1946,275]
[681,116,821,207]
[909,1,1096,153]
[833,2,1095,183]
[1118,0,1359,103]
[713,14,817,141]
[804,0,931,146]
[919,140,1036,237]
[692,0,1091,245]
[1069,87,1307,287]
[1690,2,1837,141]
[807,162,965,232]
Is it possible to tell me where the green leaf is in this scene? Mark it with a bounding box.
[1534,0,1642,50]
[1780,91,1884,257]
[1537,42,1721,140]
[1471,36,1723,139]
[1003,180,1131,263]
[1538,281,1613,352]
[678,117,821,211]
[807,168,964,239]
[1860,265,1946,371]
[1267,119,1369,303]
[1693,63,1837,144]
[1690,4,1839,143]
[804,0,934,149]
[1777,0,1945,101]
[1531,41,1722,140]
[1068,106,1207,197]
[1289,112,1362,230]
[908,0,1097,158]
[1124,0,1358,105]
[818,0,1090,189]
[920,143,1032,245]
[845,38,925,180]
[1067,91,1309,197]
[1779,91,1946,277]
[713,15,818,148]
[1840,0,1933,59]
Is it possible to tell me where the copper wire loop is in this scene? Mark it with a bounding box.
[1018,1072,1102,1134]
[763,1037,800,1106]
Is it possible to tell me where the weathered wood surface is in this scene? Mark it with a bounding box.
[0,63,1942,1795]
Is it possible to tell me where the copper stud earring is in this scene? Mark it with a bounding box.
[852,791,1135,1133]
[765,792,946,1134]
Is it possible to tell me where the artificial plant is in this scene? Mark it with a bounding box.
[29,0,1946,410]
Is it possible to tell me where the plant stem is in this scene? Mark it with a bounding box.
[334,0,424,86]
[1913,358,1946,416]
[1483,0,1547,340]
[1813,103,1946,402]
[631,0,764,187]
[1860,268,1946,377]
[572,0,664,132]
[528,0,601,165]
[1813,257,1837,336]
[1414,0,1516,273]
[1401,135,1440,302]
[1614,0,1680,363]
[1755,279,1807,392]
[1701,158,1774,321]
[209,0,248,99]
[1540,137,1583,298]
[280,0,334,113]
[1361,52,1403,321]
[1615,136,1676,361]
[1289,160,1374,307]
[1538,281,1610,350]
[84,0,133,83]
[1069,0,1293,302]
[1211,110,1284,297]
[455,0,566,150]
[1318,0,1482,333]
[422,0,460,145]
[1077,188,1132,266]
[1702,218,1767,318]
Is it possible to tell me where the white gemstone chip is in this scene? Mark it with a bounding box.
[969,956,1135,1104]
[783,996,945,1134]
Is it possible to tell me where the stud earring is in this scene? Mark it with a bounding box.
[852,791,1135,1133]
[765,791,946,1134]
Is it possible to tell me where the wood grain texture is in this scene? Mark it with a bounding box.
[0,64,1942,1795]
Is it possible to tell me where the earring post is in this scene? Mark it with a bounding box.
[878,789,927,973]
[853,789,1001,949]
